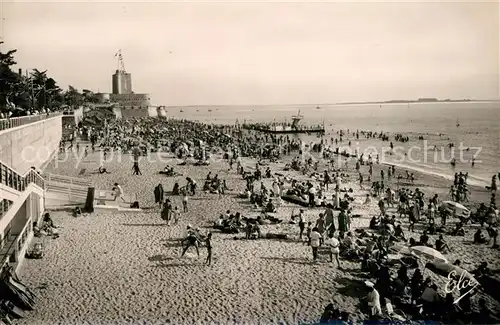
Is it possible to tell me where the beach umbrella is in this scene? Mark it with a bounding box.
[425,261,478,284]
[442,201,470,216]
[389,243,412,256]
[410,246,448,263]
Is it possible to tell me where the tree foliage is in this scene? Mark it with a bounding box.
[0,42,97,116]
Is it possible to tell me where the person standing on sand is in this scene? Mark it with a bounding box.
[310,227,321,261]
[298,209,306,240]
[338,209,348,237]
[154,183,164,208]
[170,206,179,225]
[182,190,189,212]
[205,233,213,266]
[132,161,142,175]
[181,225,200,258]
[324,204,336,236]
[359,173,364,190]
[378,199,386,216]
[325,233,341,268]
[161,200,171,223]
[316,214,326,245]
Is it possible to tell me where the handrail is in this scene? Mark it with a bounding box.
[0,230,17,268]
[44,173,91,187]
[0,112,63,132]
[0,161,45,193]
[46,184,88,197]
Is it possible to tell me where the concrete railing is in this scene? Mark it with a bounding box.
[44,173,91,188]
[45,183,88,199]
[0,161,45,193]
[0,112,63,131]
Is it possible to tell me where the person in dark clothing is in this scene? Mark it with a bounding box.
[397,264,409,286]
[411,269,423,303]
[133,162,142,175]
[419,231,430,246]
[205,233,213,266]
[320,303,341,324]
[43,212,54,228]
[154,183,164,208]
[435,234,450,253]
[181,229,200,258]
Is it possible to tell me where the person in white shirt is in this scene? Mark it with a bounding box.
[113,182,125,202]
[365,281,382,319]
[324,234,341,268]
[310,227,321,261]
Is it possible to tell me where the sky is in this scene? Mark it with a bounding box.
[2,0,499,106]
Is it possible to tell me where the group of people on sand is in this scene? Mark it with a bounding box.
[76,116,499,323]
[180,225,213,265]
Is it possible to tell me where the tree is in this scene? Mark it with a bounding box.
[0,42,23,111]
[82,89,100,103]
[64,86,83,108]
[0,41,94,115]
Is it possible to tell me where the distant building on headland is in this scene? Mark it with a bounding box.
[112,70,132,95]
[84,51,168,119]
[109,69,151,108]
[91,66,168,119]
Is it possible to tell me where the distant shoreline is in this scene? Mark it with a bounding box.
[165,99,499,108]
[333,99,500,106]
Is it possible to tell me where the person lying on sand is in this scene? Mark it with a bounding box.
[98,166,110,174]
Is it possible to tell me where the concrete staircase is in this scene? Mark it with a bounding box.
[43,173,91,209]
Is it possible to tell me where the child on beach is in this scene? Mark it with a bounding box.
[205,233,213,266]
[170,206,179,225]
[306,222,312,245]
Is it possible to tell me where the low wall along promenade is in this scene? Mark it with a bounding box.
[0,115,62,175]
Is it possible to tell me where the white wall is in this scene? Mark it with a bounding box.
[0,116,62,175]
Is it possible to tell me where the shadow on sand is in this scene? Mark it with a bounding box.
[148,255,174,262]
[120,223,167,227]
[152,260,205,268]
[335,277,367,299]
[260,256,311,265]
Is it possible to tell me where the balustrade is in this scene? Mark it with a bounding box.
[0,112,63,131]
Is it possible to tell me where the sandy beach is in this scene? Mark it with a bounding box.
[13,139,499,325]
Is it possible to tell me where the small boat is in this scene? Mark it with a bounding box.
[180,109,184,113]
[196,109,199,112]
[208,109,212,112]
[316,106,321,110]
[456,117,460,127]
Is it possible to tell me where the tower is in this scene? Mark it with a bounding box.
[112,50,132,95]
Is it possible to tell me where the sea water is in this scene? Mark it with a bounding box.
[166,101,500,187]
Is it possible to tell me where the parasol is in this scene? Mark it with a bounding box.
[425,261,477,283]
[442,201,470,216]
[410,246,448,263]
